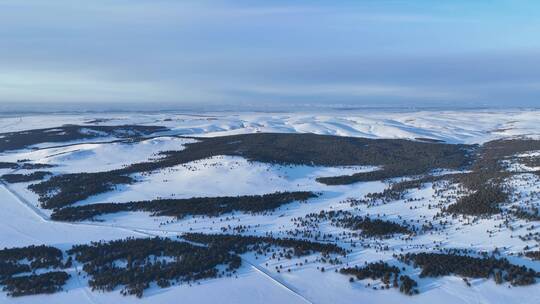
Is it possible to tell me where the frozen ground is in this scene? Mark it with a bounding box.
[1,109,540,304]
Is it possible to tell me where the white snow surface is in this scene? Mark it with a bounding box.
[0,109,539,144]
[1,110,540,304]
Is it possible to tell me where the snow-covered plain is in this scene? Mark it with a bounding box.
[1,109,540,304]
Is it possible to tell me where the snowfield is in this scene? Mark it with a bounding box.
[1,109,540,304]
[0,109,539,144]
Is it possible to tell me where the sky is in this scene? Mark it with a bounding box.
[1,0,540,111]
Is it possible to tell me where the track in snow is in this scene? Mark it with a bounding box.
[0,180,317,303]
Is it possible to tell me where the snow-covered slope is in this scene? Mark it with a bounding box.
[1,110,540,304]
[1,109,539,144]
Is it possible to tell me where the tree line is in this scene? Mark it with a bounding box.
[50,191,317,221]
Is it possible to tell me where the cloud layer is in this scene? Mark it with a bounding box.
[1,0,539,108]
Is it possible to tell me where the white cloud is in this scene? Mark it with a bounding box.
[232,83,474,101]
[0,70,218,103]
[0,1,539,107]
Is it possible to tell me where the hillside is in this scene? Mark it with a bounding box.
[0,110,539,304]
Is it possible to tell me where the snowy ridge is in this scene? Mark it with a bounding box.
[0,110,539,144]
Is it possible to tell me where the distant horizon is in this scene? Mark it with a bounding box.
[0,101,539,115]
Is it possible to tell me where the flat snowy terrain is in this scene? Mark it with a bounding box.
[1,109,539,304]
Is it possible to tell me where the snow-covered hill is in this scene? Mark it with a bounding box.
[0,110,539,304]
[0,109,539,144]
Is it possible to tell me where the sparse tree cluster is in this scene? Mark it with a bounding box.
[399,252,539,286]
[0,245,64,270]
[29,172,134,209]
[338,215,412,237]
[510,206,540,221]
[445,185,506,215]
[0,125,167,153]
[2,271,70,297]
[519,156,540,168]
[0,162,53,171]
[68,237,239,298]
[340,261,419,295]
[183,233,345,256]
[66,234,344,298]
[525,251,540,260]
[0,245,68,297]
[300,210,412,237]
[1,171,52,183]
[0,162,19,169]
[443,139,540,216]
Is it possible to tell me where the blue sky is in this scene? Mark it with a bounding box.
[1,0,540,109]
